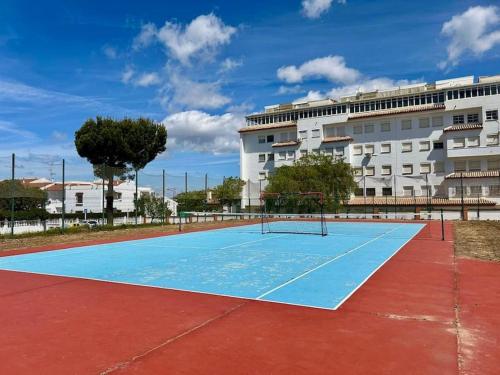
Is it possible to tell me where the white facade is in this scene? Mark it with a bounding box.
[22,178,178,216]
[240,75,500,207]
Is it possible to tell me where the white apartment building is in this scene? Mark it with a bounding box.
[20,178,178,216]
[240,75,500,208]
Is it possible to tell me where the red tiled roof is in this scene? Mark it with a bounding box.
[271,141,300,148]
[238,121,297,133]
[443,123,483,132]
[445,170,500,179]
[348,104,445,120]
[347,196,497,206]
[322,136,353,143]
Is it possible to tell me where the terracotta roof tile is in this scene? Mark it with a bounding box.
[443,123,483,132]
[271,140,300,148]
[239,121,297,133]
[322,136,353,143]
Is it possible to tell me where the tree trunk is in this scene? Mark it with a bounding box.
[106,168,114,226]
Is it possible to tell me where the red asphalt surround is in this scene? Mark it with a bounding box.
[0,221,498,374]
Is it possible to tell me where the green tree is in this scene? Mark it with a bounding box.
[75,117,167,225]
[213,177,245,209]
[0,180,48,220]
[175,190,207,212]
[136,194,172,223]
[265,154,356,212]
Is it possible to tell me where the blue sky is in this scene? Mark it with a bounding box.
[1,0,500,191]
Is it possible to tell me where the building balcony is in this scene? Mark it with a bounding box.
[445,170,500,179]
[446,145,500,158]
[271,140,300,148]
[322,136,353,144]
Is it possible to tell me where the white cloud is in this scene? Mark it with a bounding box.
[293,90,324,103]
[162,110,243,153]
[219,57,243,72]
[0,120,37,141]
[132,23,158,50]
[277,55,360,84]
[276,85,304,95]
[301,0,345,19]
[439,5,500,69]
[134,72,161,87]
[102,45,118,59]
[51,131,68,142]
[121,66,135,84]
[163,71,231,110]
[155,13,237,65]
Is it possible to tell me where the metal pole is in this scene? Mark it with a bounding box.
[61,159,65,233]
[247,179,251,215]
[363,176,366,219]
[185,172,188,193]
[441,208,445,241]
[394,174,397,216]
[460,172,465,220]
[102,167,105,225]
[162,169,166,225]
[204,173,208,214]
[425,173,430,212]
[135,169,138,226]
[477,193,480,220]
[10,153,14,237]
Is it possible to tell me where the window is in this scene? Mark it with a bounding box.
[267,153,274,162]
[353,125,363,134]
[420,163,431,174]
[468,160,481,171]
[287,151,295,160]
[323,148,334,156]
[455,186,465,197]
[336,126,346,136]
[299,130,307,140]
[419,141,430,151]
[401,120,412,130]
[75,193,83,206]
[402,164,413,175]
[454,161,466,172]
[469,186,482,196]
[419,118,430,128]
[354,188,364,196]
[311,129,320,138]
[267,135,274,143]
[434,161,445,173]
[403,186,414,197]
[366,188,376,196]
[432,116,443,127]
[467,137,480,147]
[365,166,375,176]
[380,122,391,132]
[278,152,286,160]
[258,171,267,180]
[353,145,363,155]
[312,148,320,155]
[381,143,391,153]
[381,165,392,175]
[487,160,500,170]
[335,147,344,156]
[258,153,266,163]
[382,187,392,196]
[486,110,498,121]
[353,167,363,176]
[300,149,308,157]
[402,142,412,152]
[433,141,444,149]
[279,132,289,142]
[364,124,374,133]
[488,185,500,197]
[364,144,374,155]
[421,185,431,197]
[486,133,499,146]
[453,115,465,124]
[453,138,465,148]
[258,135,265,144]
[467,113,479,123]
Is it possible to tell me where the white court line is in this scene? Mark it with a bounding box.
[219,234,289,250]
[256,224,404,300]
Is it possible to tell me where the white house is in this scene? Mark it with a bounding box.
[21,178,178,216]
[239,75,500,209]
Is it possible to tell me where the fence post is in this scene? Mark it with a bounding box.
[61,159,65,233]
[460,172,465,220]
[135,169,138,226]
[247,179,251,216]
[102,167,105,225]
[10,153,15,237]
[477,193,480,220]
[162,169,166,225]
[185,172,188,193]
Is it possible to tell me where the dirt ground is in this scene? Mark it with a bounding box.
[454,221,500,262]
[0,220,255,254]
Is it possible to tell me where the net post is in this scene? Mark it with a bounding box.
[61,159,65,234]
[10,153,15,237]
[441,208,445,241]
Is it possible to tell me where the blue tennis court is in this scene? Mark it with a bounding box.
[0,221,424,309]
